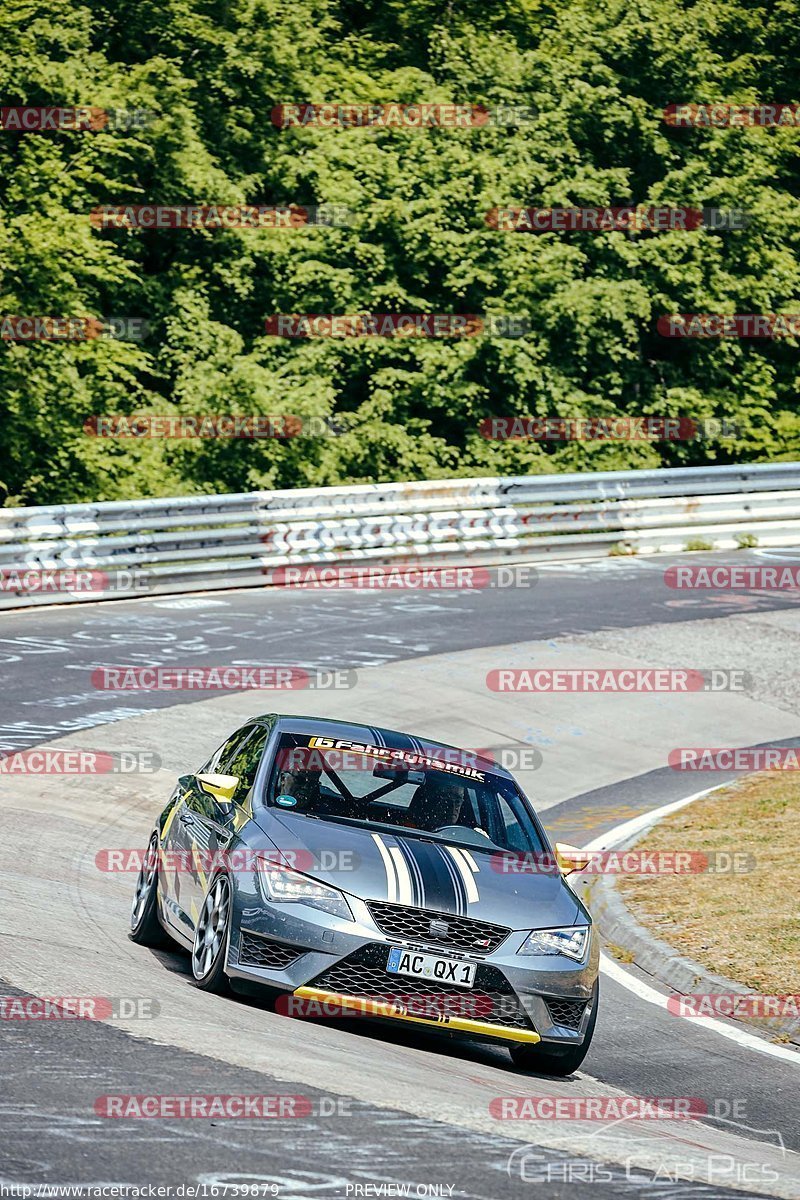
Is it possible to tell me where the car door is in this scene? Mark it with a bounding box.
[160,726,255,935]
[181,725,270,928]
[157,775,199,939]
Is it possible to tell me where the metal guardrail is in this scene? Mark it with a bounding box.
[1,462,798,608]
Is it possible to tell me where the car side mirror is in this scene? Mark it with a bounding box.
[196,773,239,806]
[554,841,591,876]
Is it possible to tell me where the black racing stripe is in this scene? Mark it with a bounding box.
[435,844,468,916]
[388,730,416,753]
[395,837,426,907]
[399,838,460,915]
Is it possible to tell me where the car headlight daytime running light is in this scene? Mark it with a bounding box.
[518,925,590,961]
[256,858,353,920]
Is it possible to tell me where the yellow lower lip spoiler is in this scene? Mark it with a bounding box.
[292,986,541,1044]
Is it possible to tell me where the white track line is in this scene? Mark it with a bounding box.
[582,785,723,853]
[581,785,800,1066]
[599,952,799,1064]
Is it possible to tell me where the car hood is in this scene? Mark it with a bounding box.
[253,809,582,931]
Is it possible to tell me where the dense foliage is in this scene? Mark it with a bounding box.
[1,0,798,504]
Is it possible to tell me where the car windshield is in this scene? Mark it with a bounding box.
[265,733,547,855]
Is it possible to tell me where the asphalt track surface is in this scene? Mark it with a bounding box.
[3,550,800,750]
[1,549,799,1199]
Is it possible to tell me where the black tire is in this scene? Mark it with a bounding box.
[510,980,599,1076]
[191,873,232,993]
[130,833,169,947]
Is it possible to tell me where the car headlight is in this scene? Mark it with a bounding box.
[518,925,590,961]
[256,858,353,920]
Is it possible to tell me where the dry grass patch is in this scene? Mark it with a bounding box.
[615,774,799,993]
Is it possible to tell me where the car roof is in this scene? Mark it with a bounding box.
[247,713,515,780]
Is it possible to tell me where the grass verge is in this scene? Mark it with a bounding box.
[615,773,799,994]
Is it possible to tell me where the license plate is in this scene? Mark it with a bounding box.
[386,948,476,989]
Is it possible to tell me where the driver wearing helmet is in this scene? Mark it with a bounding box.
[422,773,468,830]
[276,767,322,809]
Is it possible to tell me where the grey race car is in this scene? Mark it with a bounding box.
[130,714,599,1073]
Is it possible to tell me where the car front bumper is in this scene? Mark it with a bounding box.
[228,883,599,1047]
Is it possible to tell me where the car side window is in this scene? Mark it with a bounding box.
[201,727,254,775]
[497,795,528,851]
[225,727,268,805]
[495,789,541,852]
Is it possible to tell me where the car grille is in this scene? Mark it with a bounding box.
[366,900,509,956]
[238,930,304,970]
[545,998,587,1031]
[309,944,532,1032]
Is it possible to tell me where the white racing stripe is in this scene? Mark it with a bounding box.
[446,846,479,903]
[388,846,414,904]
[370,833,397,902]
[460,849,479,873]
[583,787,800,1066]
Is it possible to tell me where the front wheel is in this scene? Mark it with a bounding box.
[510,980,599,1075]
[191,874,232,992]
[130,833,169,946]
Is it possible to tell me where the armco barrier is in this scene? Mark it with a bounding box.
[0,462,798,608]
